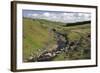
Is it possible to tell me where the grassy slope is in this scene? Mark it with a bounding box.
[23,18,50,60]
[23,18,62,60]
[23,18,91,61]
[53,24,91,60]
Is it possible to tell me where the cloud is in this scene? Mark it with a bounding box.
[24,11,91,23]
[78,13,84,16]
[63,13,68,15]
[32,14,38,17]
[27,14,32,17]
[43,12,50,17]
[28,13,39,17]
[84,14,91,18]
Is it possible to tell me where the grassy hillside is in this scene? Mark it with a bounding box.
[23,18,59,61]
[23,18,91,62]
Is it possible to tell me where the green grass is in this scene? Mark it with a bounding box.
[23,18,59,60]
[23,18,50,60]
[23,18,91,61]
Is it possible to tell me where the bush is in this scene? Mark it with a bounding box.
[66,21,91,26]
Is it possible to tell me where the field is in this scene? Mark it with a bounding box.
[23,18,91,62]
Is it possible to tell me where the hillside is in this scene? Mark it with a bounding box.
[23,18,91,62]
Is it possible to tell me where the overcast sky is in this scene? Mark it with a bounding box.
[23,10,91,23]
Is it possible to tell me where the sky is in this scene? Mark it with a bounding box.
[23,10,91,23]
